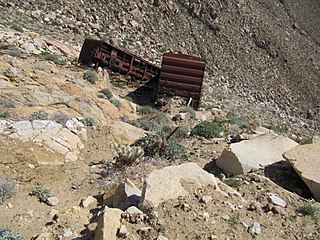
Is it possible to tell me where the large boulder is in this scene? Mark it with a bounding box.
[283,144,320,202]
[216,133,298,176]
[113,180,142,210]
[139,162,219,210]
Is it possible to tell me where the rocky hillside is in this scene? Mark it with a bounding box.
[0,1,319,240]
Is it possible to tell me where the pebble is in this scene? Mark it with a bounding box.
[267,193,287,208]
[46,197,59,206]
[248,222,261,236]
[200,195,212,204]
[80,195,97,208]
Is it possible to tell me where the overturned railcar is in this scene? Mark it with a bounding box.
[78,39,206,109]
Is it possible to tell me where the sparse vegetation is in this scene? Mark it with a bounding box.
[10,23,24,32]
[99,88,113,100]
[84,70,99,84]
[110,99,122,109]
[224,178,243,188]
[227,112,253,130]
[180,106,196,119]
[265,124,289,134]
[80,117,95,126]
[0,178,16,202]
[51,111,69,125]
[112,81,127,89]
[30,186,53,203]
[123,95,133,102]
[0,109,7,118]
[162,138,188,159]
[7,45,21,57]
[228,214,240,227]
[39,52,67,65]
[191,120,224,138]
[29,110,49,121]
[0,227,24,240]
[298,204,317,217]
[152,112,170,125]
[137,105,156,116]
[125,119,160,132]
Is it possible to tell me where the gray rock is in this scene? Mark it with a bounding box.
[47,197,59,206]
[201,195,213,204]
[139,162,220,210]
[95,208,123,240]
[248,222,261,236]
[113,181,142,210]
[157,235,169,240]
[283,144,320,202]
[267,194,286,208]
[216,133,298,176]
[125,206,143,215]
[80,196,98,209]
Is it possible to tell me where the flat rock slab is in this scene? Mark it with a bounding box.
[216,133,298,176]
[283,144,320,202]
[95,208,123,240]
[139,162,219,210]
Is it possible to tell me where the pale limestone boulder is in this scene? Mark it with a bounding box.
[110,121,146,144]
[95,208,123,240]
[139,162,219,210]
[216,133,298,176]
[283,144,320,202]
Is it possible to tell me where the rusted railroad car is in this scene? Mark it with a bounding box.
[78,39,206,109]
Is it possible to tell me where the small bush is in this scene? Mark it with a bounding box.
[137,105,156,116]
[110,99,122,109]
[29,110,49,121]
[298,204,317,217]
[39,52,67,65]
[191,121,223,139]
[265,124,288,134]
[10,23,24,32]
[152,112,170,125]
[224,178,243,188]
[112,81,127,89]
[123,95,133,102]
[161,125,189,139]
[0,227,24,240]
[228,214,240,227]
[7,45,21,57]
[126,119,160,132]
[84,70,98,84]
[99,88,113,100]
[0,109,7,118]
[51,112,69,125]
[0,178,16,202]
[162,138,188,159]
[80,117,95,126]
[134,135,160,157]
[180,106,196,119]
[30,186,53,203]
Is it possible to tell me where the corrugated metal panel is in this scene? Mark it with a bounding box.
[78,39,160,83]
[157,53,206,110]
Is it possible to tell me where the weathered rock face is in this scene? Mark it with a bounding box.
[283,144,320,202]
[113,181,142,210]
[216,133,298,176]
[95,208,123,240]
[139,162,219,210]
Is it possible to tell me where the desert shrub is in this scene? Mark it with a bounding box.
[112,81,127,89]
[7,45,21,57]
[160,125,189,139]
[51,111,69,125]
[191,120,223,139]
[39,52,66,65]
[99,88,113,100]
[227,112,252,129]
[0,109,7,118]
[123,95,133,102]
[0,227,24,240]
[152,112,170,125]
[133,135,160,157]
[174,127,189,139]
[110,99,122,109]
[180,106,196,119]
[224,178,243,188]
[298,204,317,217]
[80,117,95,126]
[0,178,16,202]
[137,105,156,116]
[162,138,188,159]
[228,214,240,227]
[30,186,53,203]
[126,119,160,132]
[83,70,98,84]
[265,124,288,134]
[29,110,49,121]
[10,23,24,32]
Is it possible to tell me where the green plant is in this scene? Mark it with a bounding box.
[123,95,133,102]
[227,112,253,130]
[0,109,7,118]
[228,214,240,227]
[191,121,223,139]
[112,143,144,165]
[126,119,160,131]
[180,106,196,119]
[51,112,69,125]
[10,23,24,32]
[29,110,49,121]
[80,117,95,126]
[7,45,21,57]
[224,178,243,188]
[110,99,122,109]
[161,125,189,139]
[112,81,127,89]
[39,52,67,65]
[99,88,113,100]
[137,105,156,116]
[264,124,288,134]
[152,112,170,125]
[162,138,188,159]
[30,186,53,203]
[0,227,24,240]
[297,204,317,217]
[0,178,16,202]
[83,70,98,84]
